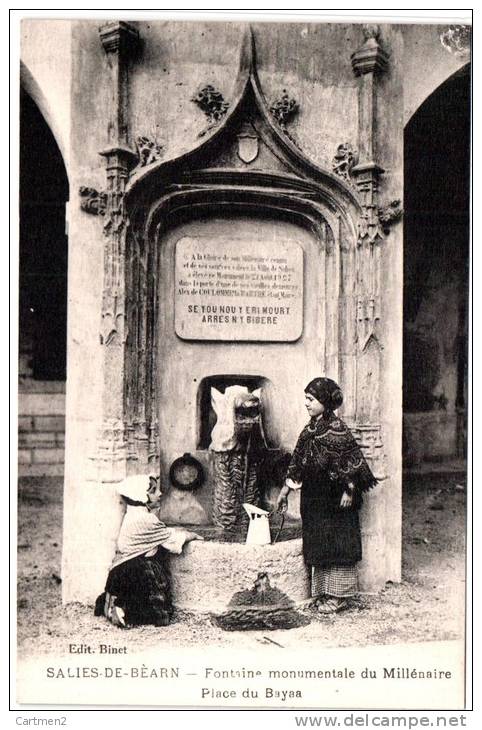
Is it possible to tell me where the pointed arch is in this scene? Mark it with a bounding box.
[20,61,69,172]
[403,63,469,464]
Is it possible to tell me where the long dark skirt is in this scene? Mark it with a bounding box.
[300,473,363,567]
[95,548,173,627]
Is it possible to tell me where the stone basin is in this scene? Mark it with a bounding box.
[169,521,311,615]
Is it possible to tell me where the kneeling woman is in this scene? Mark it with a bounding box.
[95,475,202,627]
[276,378,377,614]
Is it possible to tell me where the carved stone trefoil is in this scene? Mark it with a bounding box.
[135,136,164,167]
[79,186,107,216]
[440,25,471,58]
[332,143,358,181]
[378,199,403,233]
[191,84,229,136]
[270,89,299,131]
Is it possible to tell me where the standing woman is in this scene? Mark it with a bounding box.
[276,378,378,613]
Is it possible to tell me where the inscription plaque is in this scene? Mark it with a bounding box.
[175,236,304,341]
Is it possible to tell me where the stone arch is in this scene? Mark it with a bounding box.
[20,61,69,169]
[404,50,470,128]
[19,77,70,477]
[403,63,470,466]
[405,61,470,129]
[123,171,359,472]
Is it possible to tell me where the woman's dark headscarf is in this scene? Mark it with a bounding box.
[304,377,343,412]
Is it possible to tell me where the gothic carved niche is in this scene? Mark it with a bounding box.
[357,210,383,246]
[440,25,471,58]
[135,136,164,166]
[269,89,299,132]
[349,423,385,478]
[356,336,382,432]
[350,423,382,459]
[148,420,159,464]
[357,298,380,351]
[378,199,403,233]
[332,143,358,181]
[358,204,402,245]
[103,190,127,238]
[79,186,107,216]
[90,417,128,480]
[191,84,229,136]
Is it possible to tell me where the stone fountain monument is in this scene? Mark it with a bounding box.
[60,21,403,611]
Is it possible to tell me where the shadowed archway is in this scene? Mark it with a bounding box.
[403,65,470,465]
[19,87,69,381]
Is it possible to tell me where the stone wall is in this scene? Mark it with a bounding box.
[18,383,65,476]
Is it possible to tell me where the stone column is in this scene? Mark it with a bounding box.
[62,22,140,603]
[350,25,400,590]
[96,21,140,481]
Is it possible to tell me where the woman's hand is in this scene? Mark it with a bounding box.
[275,484,290,513]
[340,486,354,509]
[184,530,204,542]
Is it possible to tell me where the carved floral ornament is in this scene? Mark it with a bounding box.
[440,25,471,58]
[79,135,163,216]
[332,143,358,181]
[191,84,230,136]
[135,136,164,166]
[378,199,403,233]
[269,89,299,130]
[79,186,107,216]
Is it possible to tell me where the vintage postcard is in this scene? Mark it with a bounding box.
[14,10,471,711]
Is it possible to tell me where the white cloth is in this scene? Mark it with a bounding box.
[286,478,302,490]
[209,385,261,452]
[111,505,188,569]
[116,475,151,504]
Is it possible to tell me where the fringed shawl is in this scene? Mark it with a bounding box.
[287,413,378,495]
[111,505,187,570]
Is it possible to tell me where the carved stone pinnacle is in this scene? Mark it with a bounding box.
[351,26,389,76]
[99,21,140,57]
[362,24,380,41]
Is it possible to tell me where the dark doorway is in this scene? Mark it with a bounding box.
[19,88,69,381]
[403,66,470,463]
